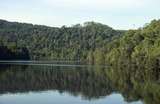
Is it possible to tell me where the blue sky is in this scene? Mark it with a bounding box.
[0,0,160,29]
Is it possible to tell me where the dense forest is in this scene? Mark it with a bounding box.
[105,20,160,66]
[91,20,160,69]
[0,46,29,60]
[1,19,160,70]
[0,19,123,60]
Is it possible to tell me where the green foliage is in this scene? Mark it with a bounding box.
[101,19,160,71]
[93,49,105,65]
[0,19,123,60]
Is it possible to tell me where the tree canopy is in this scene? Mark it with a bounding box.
[0,19,123,60]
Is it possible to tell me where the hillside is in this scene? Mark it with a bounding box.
[0,19,124,60]
[93,19,160,69]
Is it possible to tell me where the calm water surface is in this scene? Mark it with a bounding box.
[0,61,158,104]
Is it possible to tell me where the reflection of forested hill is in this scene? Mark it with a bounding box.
[0,64,160,103]
[106,66,160,104]
[0,65,113,99]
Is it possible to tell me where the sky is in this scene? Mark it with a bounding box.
[0,0,160,30]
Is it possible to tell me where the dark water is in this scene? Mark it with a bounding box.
[0,62,159,104]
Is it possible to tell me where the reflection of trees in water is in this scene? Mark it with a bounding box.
[0,64,160,103]
[0,65,113,100]
[106,65,160,104]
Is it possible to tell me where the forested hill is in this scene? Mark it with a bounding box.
[0,19,124,60]
[94,19,160,67]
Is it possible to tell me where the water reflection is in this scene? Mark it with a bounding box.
[0,64,159,104]
[0,64,113,99]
